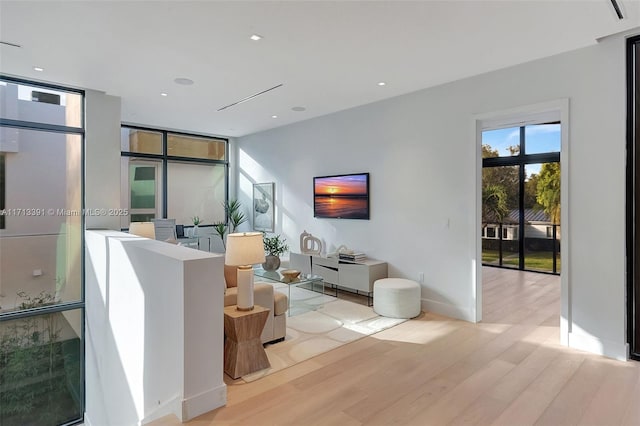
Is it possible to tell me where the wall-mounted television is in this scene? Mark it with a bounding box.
[314,172,370,219]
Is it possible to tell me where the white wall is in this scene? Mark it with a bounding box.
[84,230,226,426]
[237,33,634,359]
[86,90,122,230]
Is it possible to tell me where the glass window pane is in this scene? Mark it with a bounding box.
[525,123,561,155]
[167,162,225,225]
[167,134,225,160]
[0,308,83,425]
[120,158,163,229]
[0,128,82,313]
[121,128,163,155]
[0,80,82,128]
[524,162,560,273]
[482,126,520,158]
[482,165,519,269]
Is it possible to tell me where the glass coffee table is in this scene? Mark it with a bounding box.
[253,267,331,316]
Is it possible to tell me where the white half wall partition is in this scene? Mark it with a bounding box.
[84,230,226,425]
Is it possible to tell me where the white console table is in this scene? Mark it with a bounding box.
[290,253,388,304]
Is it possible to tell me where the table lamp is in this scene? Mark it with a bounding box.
[129,222,156,239]
[225,232,266,311]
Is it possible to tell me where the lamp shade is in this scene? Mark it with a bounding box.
[129,222,156,239]
[225,232,266,266]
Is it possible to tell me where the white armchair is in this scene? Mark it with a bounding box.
[223,265,288,344]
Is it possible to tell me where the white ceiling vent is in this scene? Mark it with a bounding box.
[217,84,283,111]
[609,0,625,20]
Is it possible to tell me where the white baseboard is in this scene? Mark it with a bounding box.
[421,298,474,322]
[181,383,228,421]
[568,331,628,361]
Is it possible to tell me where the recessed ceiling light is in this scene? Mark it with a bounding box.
[377,82,386,86]
[160,93,168,97]
[291,106,306,112]
[33,66,44,72]
[272,115,278,119]
[174,77,194,86]
[250,34,263,41]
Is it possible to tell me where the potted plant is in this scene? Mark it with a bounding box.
[225,199,247,233]
[192,216,201,236]
[211,200,247,251]
[212,221,228,250]
[262,233,289,271]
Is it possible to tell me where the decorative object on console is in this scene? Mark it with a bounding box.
[253,182,275,232]
[129,222,155,239]
[280,269,301,283]
[313,172,370,220]
[300,230,322,255]
[327,244,352,258]
[339,252,367,261]
[225,232,266,311]
[262,233,289,271]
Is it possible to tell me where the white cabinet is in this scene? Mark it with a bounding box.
[290,252,388,295]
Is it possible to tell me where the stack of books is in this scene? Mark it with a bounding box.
[339,252,367,262]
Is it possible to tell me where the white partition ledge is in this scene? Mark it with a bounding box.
[84,230,226,425]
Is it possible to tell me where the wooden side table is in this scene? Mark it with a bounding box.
[223,305,271,379]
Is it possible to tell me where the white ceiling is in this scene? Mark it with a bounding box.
[1,1,639,138]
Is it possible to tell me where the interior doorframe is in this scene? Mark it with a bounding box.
[473,99,570,344]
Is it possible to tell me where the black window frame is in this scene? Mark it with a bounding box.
[120,124,230,228]
[482,122,561,275]
[0,74,86,426]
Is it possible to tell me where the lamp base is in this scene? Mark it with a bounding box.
[236,306,254,312]
[236,265,255,311]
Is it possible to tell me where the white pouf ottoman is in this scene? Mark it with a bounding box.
[373,278,421,319]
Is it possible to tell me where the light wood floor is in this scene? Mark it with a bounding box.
[154,267,640,426]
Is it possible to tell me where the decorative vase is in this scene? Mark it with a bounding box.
[262,255,281,271]
[193,225,199,237]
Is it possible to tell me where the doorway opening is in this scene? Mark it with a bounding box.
[475,103,568,342]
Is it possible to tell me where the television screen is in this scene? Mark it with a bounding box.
[314,173,370,219]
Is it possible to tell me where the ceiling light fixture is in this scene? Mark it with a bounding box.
[217,83,284,111]
[377,82,386,86]
[33,66,44,72]
[250,34,263,41]
[291,106,306,112]
[174,77,194,86]
[161,93,168,97]
[272,115,278,119]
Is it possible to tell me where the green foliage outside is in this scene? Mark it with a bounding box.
[482,184,508,224]
[0,291,81,426]
[536,162,561,224]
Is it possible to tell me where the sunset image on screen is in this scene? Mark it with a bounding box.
[314,173,369,219]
